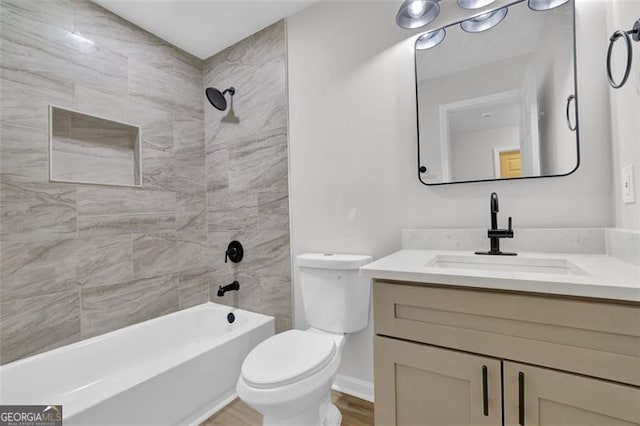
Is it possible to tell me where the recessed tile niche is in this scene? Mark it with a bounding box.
[49,106,142,187]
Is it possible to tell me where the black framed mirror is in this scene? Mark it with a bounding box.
[415,0,579,185]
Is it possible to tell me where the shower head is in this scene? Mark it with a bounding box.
[205,87,235,111]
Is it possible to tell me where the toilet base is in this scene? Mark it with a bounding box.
[261,397,341,426]
[324,403,342,426]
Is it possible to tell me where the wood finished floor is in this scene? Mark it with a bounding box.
[201,390,374,426]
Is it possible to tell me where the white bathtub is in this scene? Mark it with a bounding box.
[0,302,274,425]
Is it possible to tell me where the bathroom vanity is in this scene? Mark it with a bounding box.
[362,247,640,425]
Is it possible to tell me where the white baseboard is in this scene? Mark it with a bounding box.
[332,374,374,403]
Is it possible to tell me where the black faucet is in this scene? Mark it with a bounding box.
[217,281,240,297]
[475,192,517,256]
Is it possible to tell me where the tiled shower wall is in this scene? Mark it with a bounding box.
[204,21,292,333]
[0,0,291,364]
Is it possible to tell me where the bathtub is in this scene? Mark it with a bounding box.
[0,302,274,425]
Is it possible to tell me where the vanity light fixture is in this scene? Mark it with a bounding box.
[457,0,496,10]
[460,7,508,33]
[416,28,446,50]
[396,0,440,29]
[527,0,570,11]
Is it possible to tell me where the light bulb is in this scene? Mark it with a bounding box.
[407,0,427,18]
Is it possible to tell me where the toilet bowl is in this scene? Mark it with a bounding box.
[236,253,372,426]
[237,329,345,426]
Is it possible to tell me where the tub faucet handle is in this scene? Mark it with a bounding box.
[225,241,244,263]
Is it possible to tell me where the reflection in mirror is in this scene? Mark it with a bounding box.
[416,0,578,185]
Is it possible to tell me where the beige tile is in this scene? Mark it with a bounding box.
[128,56,175,113]
[177,209,208,244]
[127,103,174,152]
[73,84,129,124]
[0,239,78,302]
[133,231,178,280]
[141,143,176,191]
[0,181,77,242]
[0,235,132,301]
[0,78,73,184]
[179,284,209,309]
[1,0,74,32]
[228,129,288,192]
[81,274,178,338]
[72,0,174,67]
[206,144,229,191]
[77,212,175,237]
[258,188,290,230]
[208,189,258,231]
[77,187,176,216]
[179,268,213,289]
[178,240,212,272]
[172,53,204,116]
[175,115,206,182]
[75,235,133,288]
[275,317,292,334]
[0,290,80,364]
[253,21,286,65]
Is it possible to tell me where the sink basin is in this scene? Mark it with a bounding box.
[425,254,590,276]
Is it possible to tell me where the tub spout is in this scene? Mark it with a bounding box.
[217,281,239,297]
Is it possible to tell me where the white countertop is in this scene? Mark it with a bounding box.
[360,250,640,302]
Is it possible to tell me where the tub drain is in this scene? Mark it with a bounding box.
[227,312,235,324]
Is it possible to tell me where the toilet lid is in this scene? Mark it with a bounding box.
[241,330,336,389]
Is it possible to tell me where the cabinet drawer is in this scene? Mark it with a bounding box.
[374,280,640,386]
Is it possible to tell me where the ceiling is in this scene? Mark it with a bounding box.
[91,0,316,59]
[450,100,520,135]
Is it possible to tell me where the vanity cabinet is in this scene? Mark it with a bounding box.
[373,280,640,426]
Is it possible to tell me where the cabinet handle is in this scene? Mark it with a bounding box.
[482,365,488,416]
[518,372,525,425]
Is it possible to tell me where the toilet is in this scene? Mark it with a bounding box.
[236,253,372,426]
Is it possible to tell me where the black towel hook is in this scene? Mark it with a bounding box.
[606,18,640,89]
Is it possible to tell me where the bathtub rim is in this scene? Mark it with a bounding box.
[1,302,272,370]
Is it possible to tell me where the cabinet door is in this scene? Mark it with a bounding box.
[374,336,502,426]
[504,362,640,426]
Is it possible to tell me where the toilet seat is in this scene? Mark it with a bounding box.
[241,330,336,389]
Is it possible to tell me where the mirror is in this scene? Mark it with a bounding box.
[416,0,578,185]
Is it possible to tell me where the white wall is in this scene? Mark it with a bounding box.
[451,126,520,181]
[418,55,530,182]
[533,5,576,175]
[607,0,640,231]
[519,63,541,176]
[286,0,613,393]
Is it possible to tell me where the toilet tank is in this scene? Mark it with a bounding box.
[296,253,372,334]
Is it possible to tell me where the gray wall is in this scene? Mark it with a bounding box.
[203,21,292,333]
[0,0,290,364]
